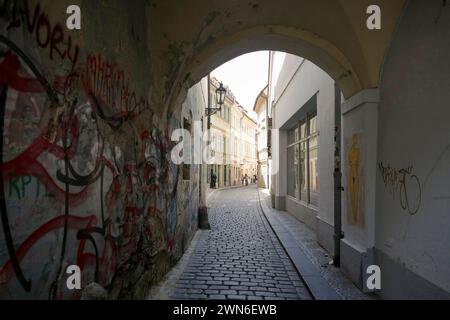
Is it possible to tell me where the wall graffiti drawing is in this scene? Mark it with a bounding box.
[378,162,422,215]
[347,133,364,227]
[0,0,198,299]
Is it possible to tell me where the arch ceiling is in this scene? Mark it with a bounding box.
[145,0,406,112]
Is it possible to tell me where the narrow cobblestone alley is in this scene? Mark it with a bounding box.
[167,187,313,300]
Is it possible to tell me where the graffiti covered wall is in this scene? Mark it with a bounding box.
[0,0,201,299]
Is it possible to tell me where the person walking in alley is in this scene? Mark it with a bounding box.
[213,172,217,189]
[211,171,217,189]
[210,170,214,188]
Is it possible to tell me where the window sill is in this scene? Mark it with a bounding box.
[286,195,319,212]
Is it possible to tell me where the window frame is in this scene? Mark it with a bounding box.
[286,111,319,206]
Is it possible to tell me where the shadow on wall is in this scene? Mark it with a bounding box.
[0,0,194,299]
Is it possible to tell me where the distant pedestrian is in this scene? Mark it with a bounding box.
[211,172,217,189]
[210,170,214,188]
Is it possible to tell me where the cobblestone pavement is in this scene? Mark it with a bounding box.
[171,186,312,300]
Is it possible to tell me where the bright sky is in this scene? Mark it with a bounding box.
[211,51,286,112]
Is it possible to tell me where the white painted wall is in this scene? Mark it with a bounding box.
[376,0,450,294]
[341,90,380,254]
[272,53,335,247]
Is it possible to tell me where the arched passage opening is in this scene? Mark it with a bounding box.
[167,0,450,300]
[183,26,362,98]
[148,0,406,115]
[177,45,368,299]
[149,6,407,289]
[159,0,405,296]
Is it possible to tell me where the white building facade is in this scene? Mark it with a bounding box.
[254,86,269,189]
[207,77,258,189]
[270,4,450,299]
[271,54,337,255]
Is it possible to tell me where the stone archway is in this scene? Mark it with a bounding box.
[146,0,406,113]
[146,0,407,293]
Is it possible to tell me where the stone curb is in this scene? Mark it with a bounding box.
[257,189,342,300]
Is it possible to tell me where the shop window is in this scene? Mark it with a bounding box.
[286,112,319,206]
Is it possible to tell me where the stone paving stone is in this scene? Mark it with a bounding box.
[169,187,312,300]
[214,277,230,281]
[239,290,254,296]
[204,289,219,295]
[255,291,276,297]
[208,285,229,290]
[187,289,203,294]
[187,294,207,299]
[193,285,209,290]
[250,286,267,291]
[196,276,213,281]
[230,285,249,291]
[232,278,251,283]
[247,296,264,300]
[210,295,227,300]
[220,290,238,295]
[276,292,299,299]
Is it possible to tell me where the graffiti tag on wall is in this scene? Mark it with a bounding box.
[6,0,80,71]
[378,162,422,215]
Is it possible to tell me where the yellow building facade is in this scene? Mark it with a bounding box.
[207,76,257,189]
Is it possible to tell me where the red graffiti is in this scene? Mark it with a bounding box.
[0,215,95,285]
[77,231,117,286]
[0,52,43,92]
[80,54,150,115]
[0,114,92,207]
[1,15,181,297]
[0,214,118,293]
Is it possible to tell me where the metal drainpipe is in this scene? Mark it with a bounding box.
[333,82,343,267]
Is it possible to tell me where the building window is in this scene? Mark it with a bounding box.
[287,145,298,198]
[286,112,319,206]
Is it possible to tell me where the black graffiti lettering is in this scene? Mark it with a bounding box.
[379,162,422,215]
